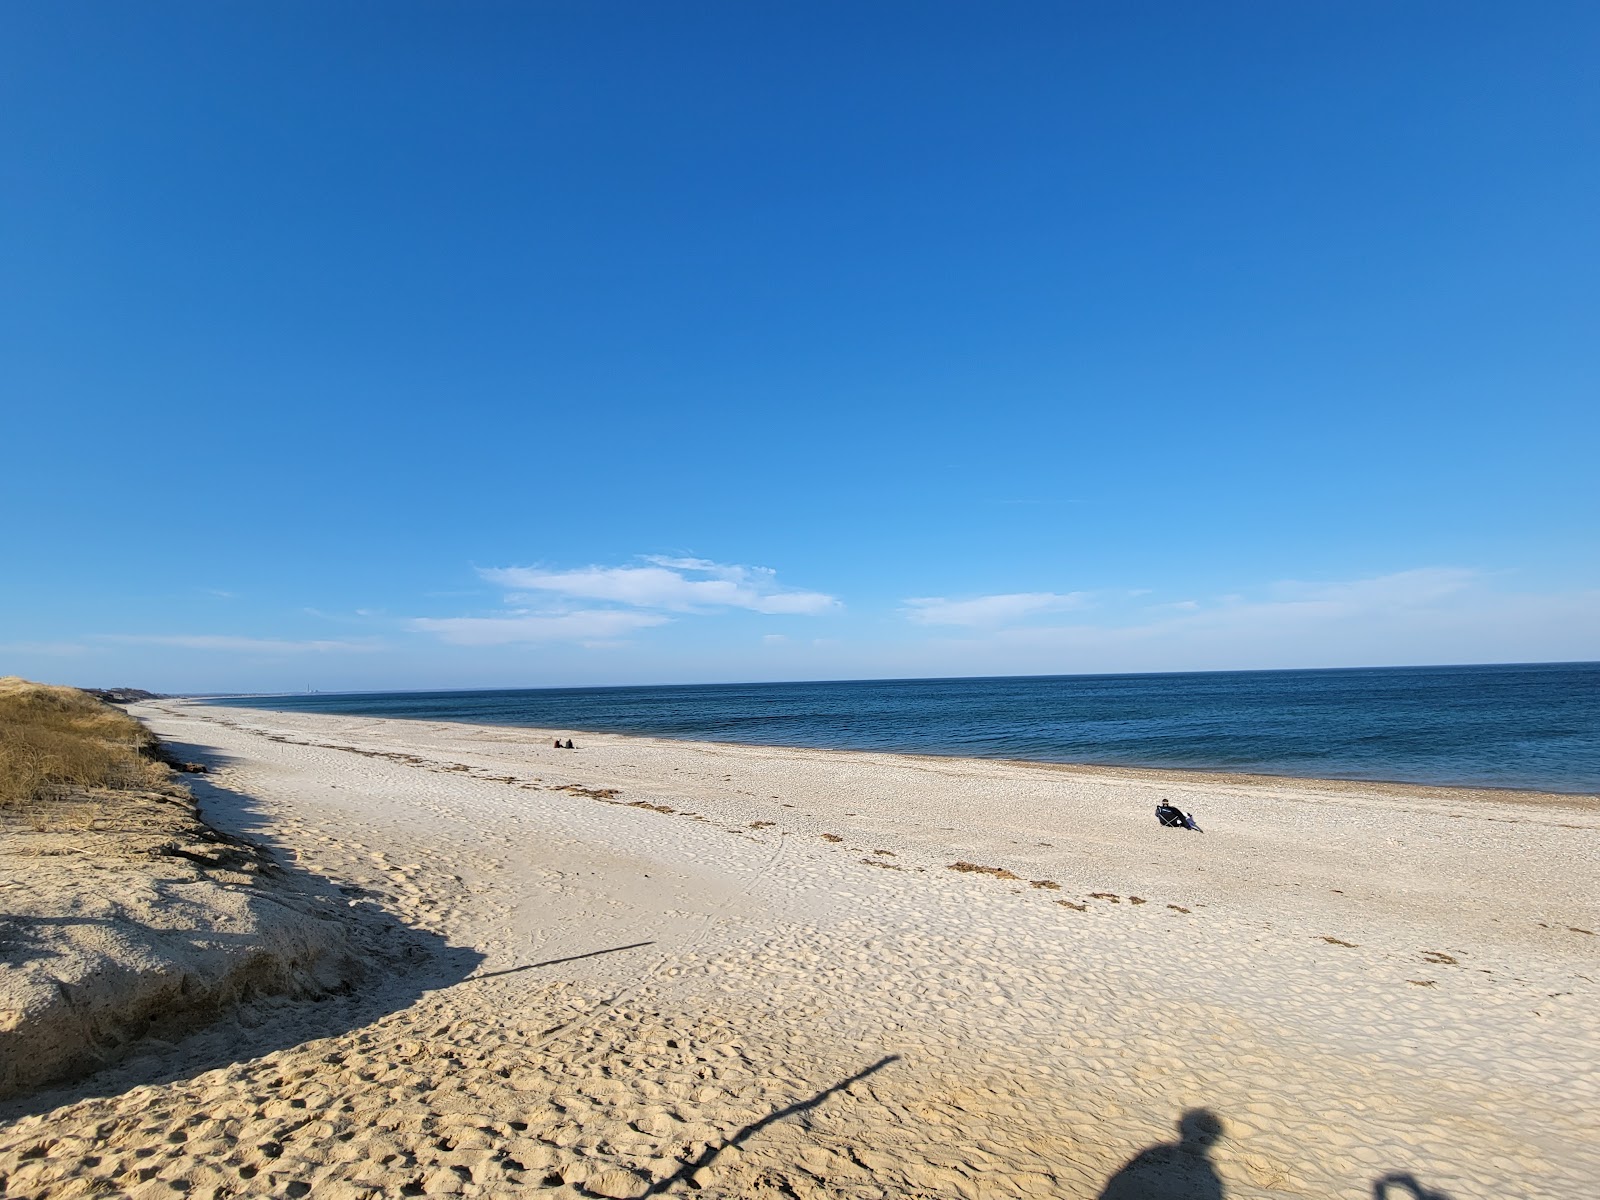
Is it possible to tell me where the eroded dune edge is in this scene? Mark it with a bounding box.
[0,768,368,1102]
[1,699,1596,1199]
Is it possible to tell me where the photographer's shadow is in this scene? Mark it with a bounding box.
[1373,1171,1455,1199]
[1097,1109,1226,1200]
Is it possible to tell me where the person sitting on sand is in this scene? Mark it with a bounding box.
[553,739,562,749]
[1156,800,1191,829]
[564,739,574,750]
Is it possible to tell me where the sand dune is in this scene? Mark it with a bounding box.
[1,700,1595,1198]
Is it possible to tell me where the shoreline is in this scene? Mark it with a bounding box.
[3,699,1595,1197]
[202,700,1600,804]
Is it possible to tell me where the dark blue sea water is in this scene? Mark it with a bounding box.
[208,663,1600,794]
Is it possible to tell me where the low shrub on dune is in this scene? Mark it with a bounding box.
[0,677,170,809]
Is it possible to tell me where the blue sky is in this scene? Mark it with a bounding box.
[3,2,1596,693]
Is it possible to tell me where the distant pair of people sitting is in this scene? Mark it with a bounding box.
[1156,800,1200,831]
[553,738,575,750]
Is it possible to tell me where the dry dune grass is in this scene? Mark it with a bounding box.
[0,677,169,809]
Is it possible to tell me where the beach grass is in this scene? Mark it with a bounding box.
[0,677,169,809]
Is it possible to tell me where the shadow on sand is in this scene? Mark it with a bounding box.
[465,942,657,981]
[643,1054,901,1196]
[1097,1109,1226,1200]
[0,736,485,1121]
[1373,1171,1456,1199]
[1094,1108,1463,1200]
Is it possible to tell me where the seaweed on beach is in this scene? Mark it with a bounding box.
[948,862,1019,880]
[556,784,620,801]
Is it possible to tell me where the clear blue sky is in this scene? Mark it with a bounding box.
[3,2,1596,692]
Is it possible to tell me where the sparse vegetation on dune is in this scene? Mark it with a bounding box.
[0,677,171,809]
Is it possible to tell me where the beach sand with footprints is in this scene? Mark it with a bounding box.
[3,700,1596,1198]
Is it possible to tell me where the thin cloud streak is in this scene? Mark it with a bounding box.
[409,610,671,646]
[0,641,91,656]
[1266,566,1478,607]
[905,569,1600,674]
[904,591,1091,626]
[98,635,383,654]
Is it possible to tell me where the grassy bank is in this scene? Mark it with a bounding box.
[0,677,170,809]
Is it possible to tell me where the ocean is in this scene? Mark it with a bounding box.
[207,661,1600,795]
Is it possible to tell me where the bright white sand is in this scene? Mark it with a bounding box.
[2,700,1595,1199]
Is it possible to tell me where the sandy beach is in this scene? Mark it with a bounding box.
[2,699,1596,1199]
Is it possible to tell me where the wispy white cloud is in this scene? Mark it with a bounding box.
[304,606,383,622]
[904,591,1090,626]
[900,569,1599,673]
[481,556,839,616]
[1023,569,1488,642]
[1130,568,1488,639]
[409,554,836,649]
[1265,566,1478,609]
[99,635,382,654]
[408,610,670,646]
[0,641,91,656]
